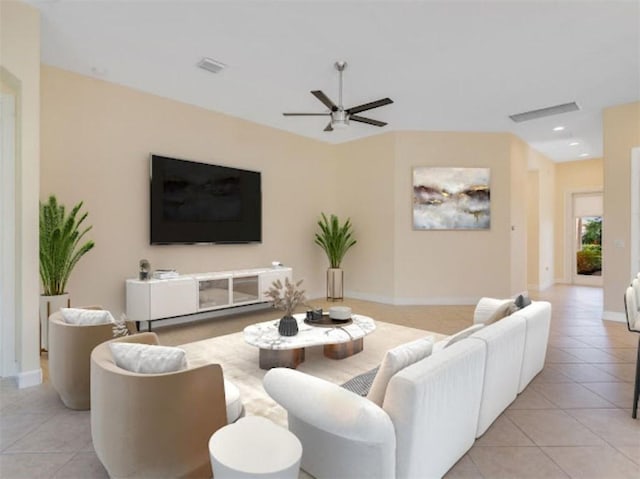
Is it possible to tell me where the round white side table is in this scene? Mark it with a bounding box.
[209,416,302,479]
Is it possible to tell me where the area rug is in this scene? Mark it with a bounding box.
[180,321,445,426]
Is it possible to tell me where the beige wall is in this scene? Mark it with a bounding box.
[527,171,540,288]
[42,66,568,318]
[41,66,337,315]
[392,132,515,303]
[603,102,640,316]
[553,158,603,283]
[509,137,529,295]
[334,134,396,302]
[527,148,556,290]
[0,0,41,381]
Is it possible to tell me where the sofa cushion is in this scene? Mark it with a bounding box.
[513,301,552,392]
[61,308,115,325]
[468,315,526,437]
[367,337,434,406]
[384,338,487,479]
[109,342,188,374]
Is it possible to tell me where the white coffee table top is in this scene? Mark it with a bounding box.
[243,313,376,350]
[209,416,301,476]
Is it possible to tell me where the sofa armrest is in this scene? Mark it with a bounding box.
[263,368,394,443]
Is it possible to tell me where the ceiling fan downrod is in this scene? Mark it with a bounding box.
[335,61,347,109]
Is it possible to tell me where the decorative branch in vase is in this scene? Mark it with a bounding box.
[264,278,306,336]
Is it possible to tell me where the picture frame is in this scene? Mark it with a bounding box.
[412,167,491,230]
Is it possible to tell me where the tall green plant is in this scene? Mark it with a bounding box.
[314,213,357,268]
[39,195,95,296]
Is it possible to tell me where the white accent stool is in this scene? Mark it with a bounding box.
[209,416,302,479]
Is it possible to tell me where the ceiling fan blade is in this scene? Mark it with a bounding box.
[311,90,338,111]
[324,122,334,132]
[350,115,387,127]
[283,113,331,116]
[347,98,393,115]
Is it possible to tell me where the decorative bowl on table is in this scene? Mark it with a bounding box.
[329,306,352,322]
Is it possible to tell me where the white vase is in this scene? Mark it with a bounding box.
[327,268,344,301]
[39,294,70,351]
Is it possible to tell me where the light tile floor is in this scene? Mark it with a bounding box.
[445,285,639,479]
[0,285,638,478]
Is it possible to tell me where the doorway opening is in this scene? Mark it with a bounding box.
[572,192,603,286]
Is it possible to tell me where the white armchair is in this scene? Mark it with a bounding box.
[264,339,486,479]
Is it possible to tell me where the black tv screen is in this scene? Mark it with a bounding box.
[150,155,261,244]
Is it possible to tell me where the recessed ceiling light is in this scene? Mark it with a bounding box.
[579,153,589,157]
[569,141,579,146]
[553,126,565,132]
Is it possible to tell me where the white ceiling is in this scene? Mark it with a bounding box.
[30,0,640,162]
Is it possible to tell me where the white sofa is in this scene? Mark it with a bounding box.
[264,300,551,479]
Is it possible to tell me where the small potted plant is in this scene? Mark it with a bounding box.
[264,278,306,336]
[314,213,357,300]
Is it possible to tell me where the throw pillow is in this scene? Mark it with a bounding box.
[515,293,532,309]
[109,342,188,374]
[112,314,131,338]
[443,323,485,349]
[60,308,115,325]
[367,336,434,406]
[485,300,517,325]
[473,298,513,324]
[341,366,380,396]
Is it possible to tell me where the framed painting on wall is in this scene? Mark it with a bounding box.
[412,167,490,230]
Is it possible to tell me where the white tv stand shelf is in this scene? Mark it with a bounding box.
[126,267,292,330]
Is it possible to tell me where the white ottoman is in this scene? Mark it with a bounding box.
[209,416,302,479]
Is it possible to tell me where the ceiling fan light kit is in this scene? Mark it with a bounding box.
[283,61,393,132]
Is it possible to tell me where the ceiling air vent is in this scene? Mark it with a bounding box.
[197,57,226,74]
[509,102,579,123]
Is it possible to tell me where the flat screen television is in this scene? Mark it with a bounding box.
[150,155,261,244]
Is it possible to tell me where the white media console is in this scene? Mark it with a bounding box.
[126,267,292,329]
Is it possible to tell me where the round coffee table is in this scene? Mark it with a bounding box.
[243,313,376,369]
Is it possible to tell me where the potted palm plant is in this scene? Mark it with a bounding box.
[39,195,95,350]
[314,213,357,300]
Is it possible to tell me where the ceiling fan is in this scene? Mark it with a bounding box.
[283,61,393,132]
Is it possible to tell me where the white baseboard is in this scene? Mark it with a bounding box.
[528,281,557,292]
[344,290,477,306]
[539,280,555,291]
[602,311,626,323]
[393,296,478,306]
[342,291,396,305]
[17,368,42,388]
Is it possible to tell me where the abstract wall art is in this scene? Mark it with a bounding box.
[412,167,490,230]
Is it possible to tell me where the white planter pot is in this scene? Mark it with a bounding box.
[39,294,70,351]
[327,268,344,301]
